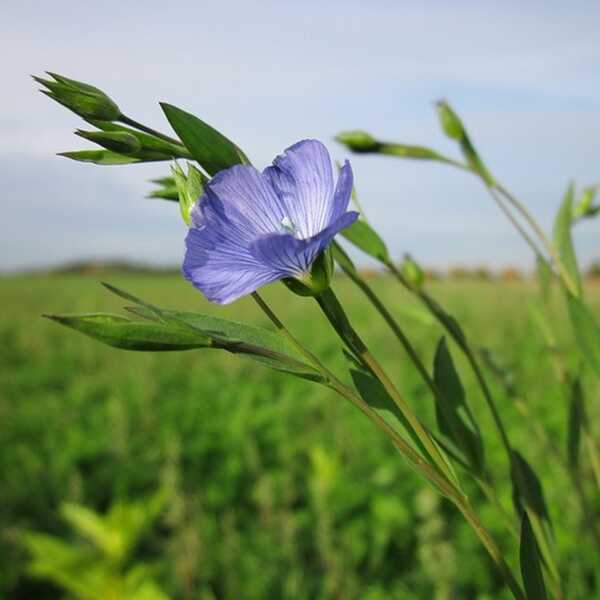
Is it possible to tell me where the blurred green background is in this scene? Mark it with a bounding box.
[2,273,599,599]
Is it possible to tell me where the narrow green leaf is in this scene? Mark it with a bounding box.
[567,293,600,377]
[340,219,390,263]
[511,451,558,583]
[58,150,143,165]
[511,451,550,523]
[147,187,179,201]
[567,376,585,470]
[160,103,248,175]
[43,313,210,351]
[553,183,581,297]
[150,176,175,187]
[101,283,323,380]
[520,512,548,600]
[433,337,484,473]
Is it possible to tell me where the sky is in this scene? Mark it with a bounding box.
[2,1,599,272]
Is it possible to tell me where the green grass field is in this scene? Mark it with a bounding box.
[2,274,600,599]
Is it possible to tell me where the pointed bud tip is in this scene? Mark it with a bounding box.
[335,130,379,153]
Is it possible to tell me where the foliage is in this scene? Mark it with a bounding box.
[2,275,600,598]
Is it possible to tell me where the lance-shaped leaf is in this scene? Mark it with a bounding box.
[147,176,178,201]
[520,512,548,600]
[160,103,249,175]
[567,293,600,377]
[436,100,494,185]
[101,283,323,381]
[147,186,179,201]
[553,183,581,297]
[511,451,558,584]
[43,313,210,351]
[340,219,390,263]
[58,149,172,165]
[567,376,585,470]
[511,451,550,523]
[433,337,485,474]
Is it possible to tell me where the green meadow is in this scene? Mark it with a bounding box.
[2,273,600,599]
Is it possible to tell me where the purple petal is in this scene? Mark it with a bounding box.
[191,164,285,237]
[183,227,281,305]
[330,159,354,222]
[264,140,335,239]
[250,211,359,277]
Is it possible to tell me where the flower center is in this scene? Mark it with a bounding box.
[280,216,300,237]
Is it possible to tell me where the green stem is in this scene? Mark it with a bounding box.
[414,154,578,295]
[384,260,563,598]
[253,288,525,599]
[314,286,454,482]
[336,247,522,543]
[119,114,190,151]
[456,500,526,600]
[386,260,514,456]
[495,183,578,296]
[486,187,545,260]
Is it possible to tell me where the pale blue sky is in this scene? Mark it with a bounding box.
[2,1,599,271]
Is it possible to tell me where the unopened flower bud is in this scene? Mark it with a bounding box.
[436,100,464,140]
[573,186,598,220]
[401,254,424,289]
[76,129,141,155]
[34,72,121,121]
[335,130,380,153]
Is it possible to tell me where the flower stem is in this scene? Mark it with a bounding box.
[314,286,457,485]
[335,246,521,539]
[384,260,563,598]
[119,114,190,151]
[386,260,514,455]
[252,289,525,599]
[429,156,578,296]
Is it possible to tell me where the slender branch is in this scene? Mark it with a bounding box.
[335,246,521,541]
[386,260,514,456]
[314,286,454,482]
[119,114,187,148]
[485,186,545,260]
[252,288,524,599]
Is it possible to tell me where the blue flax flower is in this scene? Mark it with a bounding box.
[183,139,358,304]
